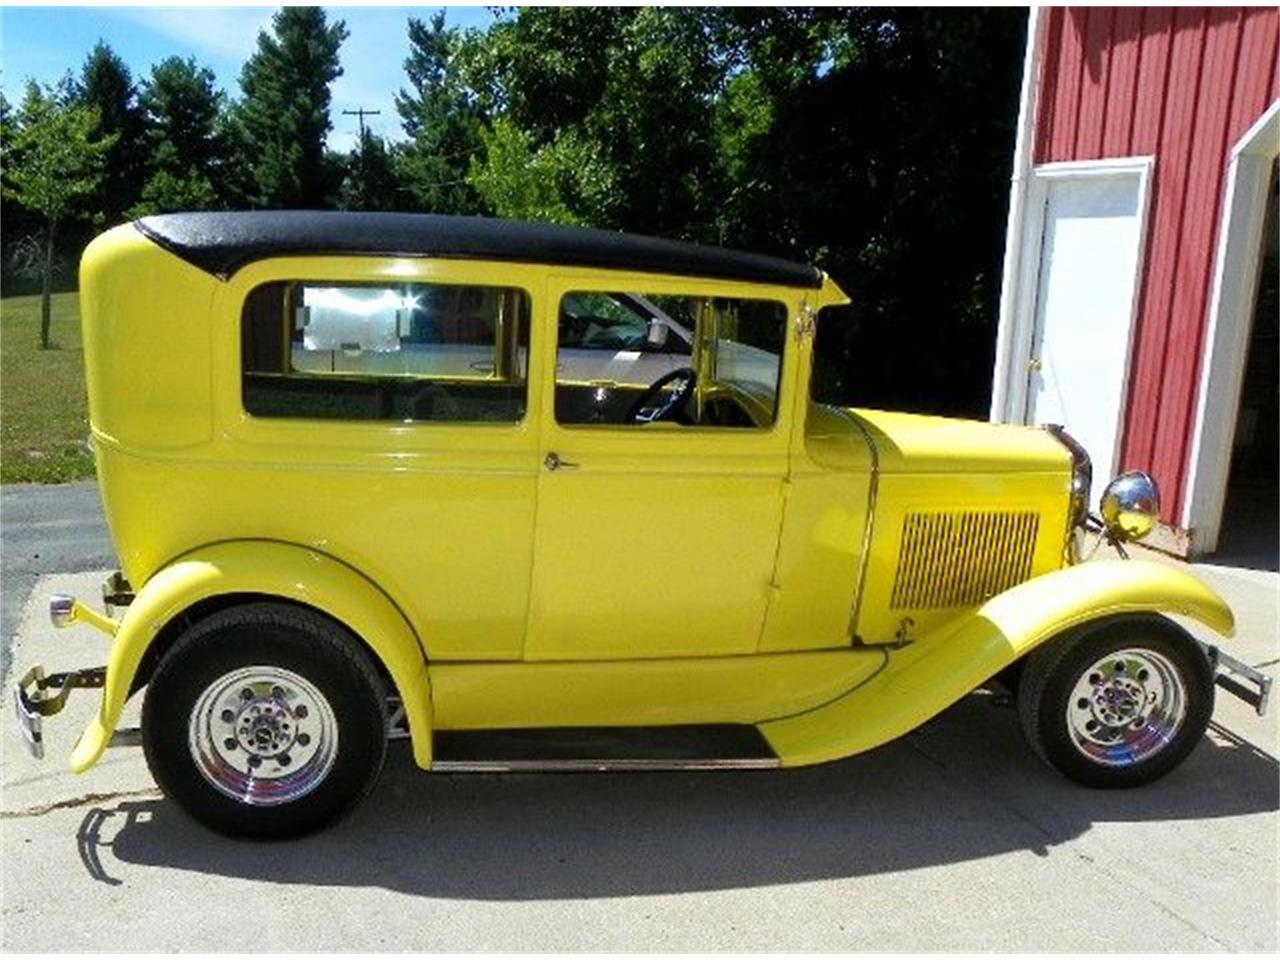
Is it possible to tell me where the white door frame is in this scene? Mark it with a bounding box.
[991,157,1155,478]
[1183,99,1280,555]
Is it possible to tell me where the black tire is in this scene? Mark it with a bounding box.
[994,658,1026,696]
[142,601,388,839]
[1016,614,1214,788]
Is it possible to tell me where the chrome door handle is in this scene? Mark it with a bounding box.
[544,451,579,471]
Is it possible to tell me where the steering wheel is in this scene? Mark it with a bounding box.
[626,367,697,424]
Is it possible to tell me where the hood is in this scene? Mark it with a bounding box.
[836,407,1070,475]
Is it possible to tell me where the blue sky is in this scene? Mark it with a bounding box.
[0,5,502,151]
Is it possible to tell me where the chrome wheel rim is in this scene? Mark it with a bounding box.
[188,666,338,806]
[1066,647,1187,767]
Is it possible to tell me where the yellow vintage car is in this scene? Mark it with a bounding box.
[14,212,1270,838]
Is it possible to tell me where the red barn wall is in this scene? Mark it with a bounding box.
[1033,6,1279,523]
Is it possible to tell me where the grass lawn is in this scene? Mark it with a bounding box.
[0,291,96,483]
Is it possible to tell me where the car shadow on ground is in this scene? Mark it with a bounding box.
[78,695,1278,898]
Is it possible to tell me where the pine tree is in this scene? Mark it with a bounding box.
[394,12,483,213]
[132,57,224,215]
[235,6,349,208]
[339,129,399,211]
[73,41,145,224]
[0,90,14,146]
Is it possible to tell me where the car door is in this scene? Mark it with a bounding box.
[526,276,797,661]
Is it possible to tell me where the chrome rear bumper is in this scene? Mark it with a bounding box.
[12,665,106,759]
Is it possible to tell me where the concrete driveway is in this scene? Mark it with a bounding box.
[2,561,1276,951]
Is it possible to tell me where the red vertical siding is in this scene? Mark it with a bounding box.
[1076,6,1116,157]
[1101,7,1143,154]
[1032,6,1280,525]
[1129,8,1176,155]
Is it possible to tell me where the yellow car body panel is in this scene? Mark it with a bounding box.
[69,540,433,772]
[429,648,885,730]
[761,559,1234,766]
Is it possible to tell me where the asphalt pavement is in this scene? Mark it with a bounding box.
[0,482,114,681]
[0,488,1276,950]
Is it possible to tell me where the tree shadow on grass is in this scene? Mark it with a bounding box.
[78,695,1278,899]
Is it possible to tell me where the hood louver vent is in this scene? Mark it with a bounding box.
[890,511,1040,610]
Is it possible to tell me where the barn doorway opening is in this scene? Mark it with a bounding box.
[1211,159,1278,570]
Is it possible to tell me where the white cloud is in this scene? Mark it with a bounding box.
[106,7,275,63]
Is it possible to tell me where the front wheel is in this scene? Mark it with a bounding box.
[142,602,388,838]
[1017,615,1214,788]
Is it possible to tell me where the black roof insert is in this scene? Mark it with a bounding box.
[134,211,823,288]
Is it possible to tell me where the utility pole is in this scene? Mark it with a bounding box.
[343,107,381,141]
[343,107,382,208]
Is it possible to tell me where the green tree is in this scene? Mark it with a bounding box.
[450,6,1025,416]
[713,8,1027,414]
[467,119,579,224]
[131,168,219,216]
[0,90,14,145]
[339,129,399,211]
[132,56,225,215]
[457,8,726,236]
[394,12,484,213]
[72,41,145,224]
[235,6,349,207]
[3,83,115,347]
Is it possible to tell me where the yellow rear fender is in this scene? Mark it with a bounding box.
[760,560,1233,766]
[70,540,433,773]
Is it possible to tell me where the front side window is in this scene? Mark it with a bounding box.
[559,292,692,355]
[242,281,529,423]
[555,290,786,428]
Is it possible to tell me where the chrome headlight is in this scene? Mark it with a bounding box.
[1045,425,1091,526]
[1100,471,1160,542]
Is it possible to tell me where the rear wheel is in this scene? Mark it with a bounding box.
[142,602,388,838]
[1017,615,1214,788]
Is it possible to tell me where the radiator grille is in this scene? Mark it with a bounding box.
[890,511,1040,610]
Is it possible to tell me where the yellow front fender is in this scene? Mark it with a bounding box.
[761,560,1234,766]
[70,541,434,773]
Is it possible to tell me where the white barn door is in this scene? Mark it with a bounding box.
[1023,164,1150,507]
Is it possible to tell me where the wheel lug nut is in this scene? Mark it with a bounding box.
[248,755,262,768]
[221,709,235,722]
[294,705,308,719]
[1089,673,1101,685]
[224,738,238,751]
[297,733,310,746]
[272,685,284,698]
[241,688,254,700]
[1076,698,1089,709]
[277,754,291,766]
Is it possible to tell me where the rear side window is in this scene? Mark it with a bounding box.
[242,281,530,423]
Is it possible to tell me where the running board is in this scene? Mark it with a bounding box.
[431,724,781,773]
